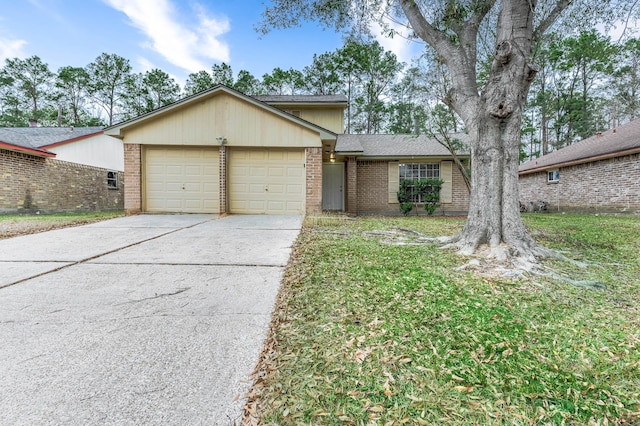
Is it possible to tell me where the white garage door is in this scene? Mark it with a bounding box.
[145,147,219,213]
[229,149,305,214]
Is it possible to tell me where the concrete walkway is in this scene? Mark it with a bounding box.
[0,214,302,425]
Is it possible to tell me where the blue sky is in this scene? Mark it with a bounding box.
[0,0,423,86]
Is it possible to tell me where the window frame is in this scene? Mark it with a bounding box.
[398,162,441,203]
[547,169,559,183]
[107,170,118,189]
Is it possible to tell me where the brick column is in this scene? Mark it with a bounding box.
[305,147,322,214]
[346,156,357,214]
[219,145,227,214]
[124,143,142,215]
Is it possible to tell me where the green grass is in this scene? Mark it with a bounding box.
[247,214,640,425]
[0,211,124,238]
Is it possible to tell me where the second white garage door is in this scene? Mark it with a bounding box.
[229,149,305,214]
[145,147,219,213]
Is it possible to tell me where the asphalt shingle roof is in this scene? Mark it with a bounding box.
[335,133,469,157]
[519,118,640,173]
[254,95,348,104]
[0,127,103,151]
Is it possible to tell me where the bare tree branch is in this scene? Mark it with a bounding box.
[533,0,573,40]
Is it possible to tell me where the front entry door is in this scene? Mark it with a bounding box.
[322,162,344,211]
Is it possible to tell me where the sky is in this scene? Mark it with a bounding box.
[0,0,425,87]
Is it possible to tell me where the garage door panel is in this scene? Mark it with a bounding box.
[287,167,303,177]
[184,165,203,176]
[145,147,220,213]
[287,184,303,194]
[268,184,284,195]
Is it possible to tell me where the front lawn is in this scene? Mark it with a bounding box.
[0,211,124,239]
[244,214,640,425]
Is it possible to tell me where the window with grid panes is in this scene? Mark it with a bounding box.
[399,163,440,203]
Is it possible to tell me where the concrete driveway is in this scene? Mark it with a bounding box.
[0,214,302,425]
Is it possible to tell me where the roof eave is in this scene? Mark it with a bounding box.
[0,141,56,157]
[265,101,348,107]
[334,154,468,160]
[519,146,640,175]
[40,130,104,149]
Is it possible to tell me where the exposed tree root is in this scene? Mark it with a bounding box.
[375,228,607,291]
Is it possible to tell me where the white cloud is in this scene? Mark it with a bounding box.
[366,5,423,66]
[136,56,155,73]
[103,0,230,73]
[0,36,28,62]
[135,56,186,87]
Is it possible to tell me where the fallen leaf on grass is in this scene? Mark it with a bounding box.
[355,348,371,363]
[453,386,474,393]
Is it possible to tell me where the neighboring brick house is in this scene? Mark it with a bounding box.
[333,134,470,215]
[0,126,124,214]
[519,118,640,214]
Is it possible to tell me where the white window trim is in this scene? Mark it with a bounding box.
[107,170,118,189]
[547,169,559,183]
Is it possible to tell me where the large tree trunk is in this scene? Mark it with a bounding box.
[444,0,547,261]
[399,0,571,261]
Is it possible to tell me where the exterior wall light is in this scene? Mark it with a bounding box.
[216,137,227,145]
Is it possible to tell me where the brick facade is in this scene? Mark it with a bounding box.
[354,159,470,215]
[519,153,640,214]
[346,157,357,214]
[219,145,227,214]
[1,149,123,214]
[123,144,142,215]
[305,147,323,213]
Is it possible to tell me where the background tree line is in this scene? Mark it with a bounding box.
[1,32,638,161]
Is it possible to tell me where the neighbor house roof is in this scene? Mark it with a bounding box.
[0,127,103,157]
[335,133,470,158]
[519,118,640,175]
[104,85,338,141]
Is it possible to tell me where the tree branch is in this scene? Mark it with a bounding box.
[399,0,451,52]
[533,0,573,40]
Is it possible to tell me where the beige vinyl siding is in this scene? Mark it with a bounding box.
[144,147,219,213]
[298,108,344,134]
[440,161,453,203]
[123,94,321,148]
[228,149,305,214]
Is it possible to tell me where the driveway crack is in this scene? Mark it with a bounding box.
[114,287,190,306]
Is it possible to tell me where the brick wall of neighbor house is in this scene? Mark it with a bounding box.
[123,144,142,215]
[356,160,470,215]
[519,153,640,214]
[1,149,123,214]
[305,147,323,213]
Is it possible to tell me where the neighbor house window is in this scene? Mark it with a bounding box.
[399,163,440,202]
[547,169,559,183]
[107,171,118,189]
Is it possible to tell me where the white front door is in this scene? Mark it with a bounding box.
[322,162,344,211]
